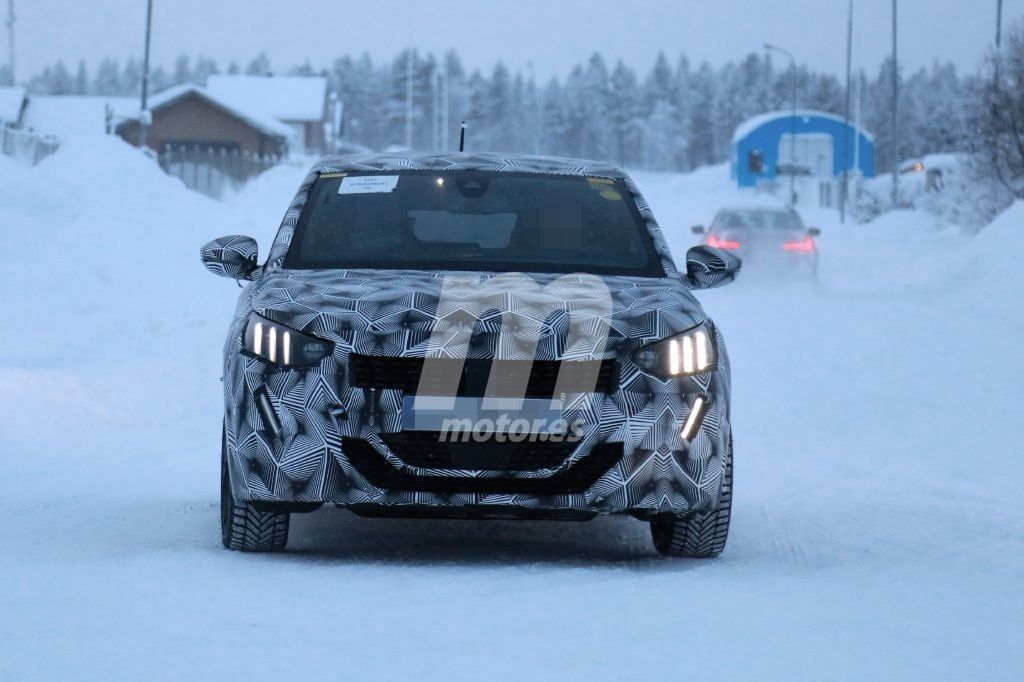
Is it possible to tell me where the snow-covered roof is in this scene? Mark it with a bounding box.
[142,84,292,138]
[22,95,136,136]
[0,86,27,124]
[731,109,874,145]
[206,75,327,123]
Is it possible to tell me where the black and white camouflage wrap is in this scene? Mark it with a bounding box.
[685,244,743,289]
[201,235,258,280]
[218,152,734,516]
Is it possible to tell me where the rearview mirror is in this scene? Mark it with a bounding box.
[807,227,822,237]
[691,225,705,234]
[201,235,259,280]
[684,245,742,289]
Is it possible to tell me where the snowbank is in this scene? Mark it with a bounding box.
[962,200,1024,289]
[2,135,242,461]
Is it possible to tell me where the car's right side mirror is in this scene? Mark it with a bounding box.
[684,245,742,289]
[807,227,822,237]
[691,225,705,234]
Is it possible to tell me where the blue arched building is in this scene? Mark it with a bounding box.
[731,109,873,207]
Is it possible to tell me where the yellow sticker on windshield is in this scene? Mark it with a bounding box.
[600,190,622,200]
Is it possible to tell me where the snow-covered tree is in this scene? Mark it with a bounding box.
[73,61,89,95]
[192,57,220,86]
[120,58,143,97]
[92,58,121,95]
[173,55,192,86]
[608,59,643,167]
[640,52,686,170]
[16,47,978,176]
[687,61,719,168]
[969,20,1024,203]
[245,53,272,76]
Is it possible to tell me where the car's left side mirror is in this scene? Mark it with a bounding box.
[807,227,822,237]
[201,235,259,280]
[684,245,742,289]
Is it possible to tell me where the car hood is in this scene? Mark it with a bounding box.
[249,269,707,359]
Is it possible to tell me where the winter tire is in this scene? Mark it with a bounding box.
[650,439,732,558]
[221,434,289,552]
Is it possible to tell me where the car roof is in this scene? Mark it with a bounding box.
[311,151,628,179]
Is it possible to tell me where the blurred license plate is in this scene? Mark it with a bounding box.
[402,396,564,434]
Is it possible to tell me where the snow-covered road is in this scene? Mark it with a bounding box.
[1,140,1021,679]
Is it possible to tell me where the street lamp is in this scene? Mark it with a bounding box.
[764,42,797,206]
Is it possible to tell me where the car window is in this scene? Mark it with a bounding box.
[712,210,803,232]
[284,171,665,277]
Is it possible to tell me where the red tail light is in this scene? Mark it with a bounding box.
[707,235,740,250]
[783,237,815,252]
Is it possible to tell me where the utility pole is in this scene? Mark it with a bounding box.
[764,43,797,206]
[5,0,14,86]
[405,49,413,150]
[996,0,1003,48]
[890,0,899,208]
[139,0,154,149]
[442,57,449,150]
[840,0,854,223]
[995,0,1003,80]
[528,62,540,154]
[854,70,862,180]
[432,71,439,150]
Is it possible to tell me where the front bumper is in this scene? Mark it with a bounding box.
[223,340,732,516]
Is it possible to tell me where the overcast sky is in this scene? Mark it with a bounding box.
[9,0,1023,83]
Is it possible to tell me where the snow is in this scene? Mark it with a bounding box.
[21,95,137,137]
[1,137,1022,679]
[731,108,874,144]
[141,84,293,139]
[206,74,328,123]
[0,86,27,124]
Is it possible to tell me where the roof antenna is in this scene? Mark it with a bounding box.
[459,121,466,152]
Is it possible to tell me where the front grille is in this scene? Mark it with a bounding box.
[380,431,577,471]
[343,438,623,495]
[349,354,618,398]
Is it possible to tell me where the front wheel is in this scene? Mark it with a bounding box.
[650,440,732,558]
[221,435,289,552]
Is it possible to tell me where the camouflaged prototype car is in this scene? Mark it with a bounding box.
[201,152,741,557]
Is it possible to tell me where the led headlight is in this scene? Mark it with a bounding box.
[242,312,333,368]
[632,325,716,378]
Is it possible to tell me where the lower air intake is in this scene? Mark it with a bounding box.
[342,438,623,495]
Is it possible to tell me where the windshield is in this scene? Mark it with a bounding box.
[283,171,665,276]
[712,209,804,232]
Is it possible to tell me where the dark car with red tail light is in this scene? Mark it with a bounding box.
[692,206,820,278]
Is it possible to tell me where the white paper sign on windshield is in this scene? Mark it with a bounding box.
[338,175,400,194]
